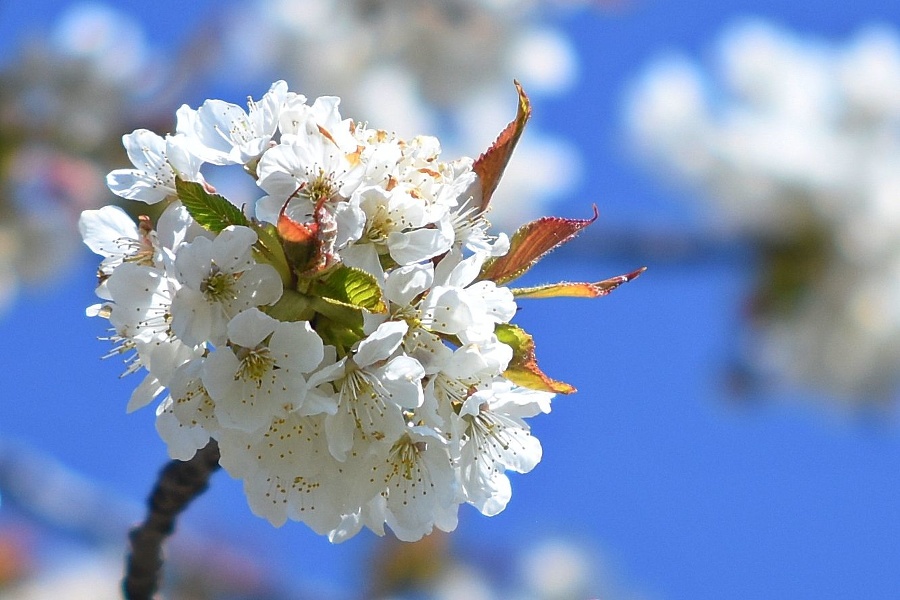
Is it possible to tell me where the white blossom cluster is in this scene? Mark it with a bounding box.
[80,81,556,541]
[624,20,900,402]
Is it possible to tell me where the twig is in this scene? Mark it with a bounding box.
[123,440,221,600]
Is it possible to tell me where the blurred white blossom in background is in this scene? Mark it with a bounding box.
[2,553,123,600]
[624,19,900,404]
[213,0,584,229]
[0,0,591,316]
[0,4,166,314]
[366,534,649,600]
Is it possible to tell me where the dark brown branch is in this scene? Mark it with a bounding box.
[123,439,221,600]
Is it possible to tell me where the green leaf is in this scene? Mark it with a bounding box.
[313,310,365,352]
[512,267,647,299]
[267,291,366,352]
[495,324,575,394]
[473,81,531,213]
[176,179,248,232]
[314,265,387,313]
[266,289,316,322]
[479,206,599,285]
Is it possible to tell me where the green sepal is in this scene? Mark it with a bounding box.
[314,315,365,354]
[175,179,248,232]
[266,290,366,352]
[266,289,317,322]
[250,221,292,287]
[310,298,365,351]
[495,323,576,394]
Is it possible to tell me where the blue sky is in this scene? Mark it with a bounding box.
[2,1,900,598]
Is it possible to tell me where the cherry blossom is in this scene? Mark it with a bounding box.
[176,79,288,167]
[82,81,641,542]
[106,130,203,204]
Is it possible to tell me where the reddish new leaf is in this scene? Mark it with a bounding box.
[496,324,576,394]
[277,208,317,244]
[473,81,531,213]
[479,206,599,285]
[511,267,647,299]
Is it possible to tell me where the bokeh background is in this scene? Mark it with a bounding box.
[2,1,900,598]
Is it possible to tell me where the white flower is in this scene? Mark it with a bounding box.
[79,205,151,300]
[420,250,517,343]
[255,126,366,225]
[368,426,459,542]
[176,80,288,166]
[203,308,324,434]
[81,204,216,423]
[79,202,210,299]
[420,337,513,434]
[312,320,425,461]
[126,337,201,414]
[78,205,143,270]
[350,185,454,266]
[106,130,203,204]
[155,359,218,460]
[93,256,203,415]
[84,80,567,542]
[170,225,283,347]
[103,261,176,348]
[153,201,214,263]
[448,201,510,257]
[278,94,358,151]
[216,413,346,532]
[377,259,517,378]
[454,381,551,516]
[356,130,467,224]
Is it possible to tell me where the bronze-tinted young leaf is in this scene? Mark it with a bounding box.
[479,206,599,285]
[512,267,647,299]
[277,206,318,274]
[472,81,531,213]
[495,324,576,394]
[176,179,248,232]
[277,207,317,244]
[315,264,387,314]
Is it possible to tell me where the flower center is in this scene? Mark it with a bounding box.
[235,346,274,384]
[341,367,390,441]
[201,265,237,303]
[343,367,372,400]
[366,204,399,246]
[389,437,424,481]
[303,168,339,203]
[434,373,470,406]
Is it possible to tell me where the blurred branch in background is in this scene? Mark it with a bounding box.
[623,19,900,408]
[0,437,312,599]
